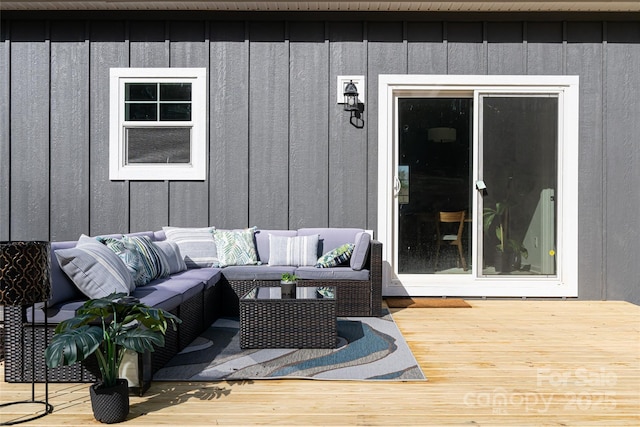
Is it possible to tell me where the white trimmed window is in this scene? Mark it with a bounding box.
[109,68,207,180]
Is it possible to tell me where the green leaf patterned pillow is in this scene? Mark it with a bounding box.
[123,235,170,282]
[98,236,149,286]
[315,243,355,268]
[213,227,259,267]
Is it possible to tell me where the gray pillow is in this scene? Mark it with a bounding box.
[163,226,219,268]
[55,240,134,299]
[154,240,188,274]
[268,234,319,266]
[350,231,371,271]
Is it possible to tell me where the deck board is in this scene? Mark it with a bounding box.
[1,300,639,425]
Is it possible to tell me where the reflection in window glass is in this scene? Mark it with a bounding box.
[160,83,191,101]
[125,127,191,164]
[481,96,558,276]
[126,104,157,121]
[125,83,157,101]
[125,83,192,122]
[160,104,191,121]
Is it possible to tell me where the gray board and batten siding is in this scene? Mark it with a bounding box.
[1,16,639,304]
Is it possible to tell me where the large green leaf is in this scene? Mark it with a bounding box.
[44,325,103,368]
[44,292,181,383]
[115,328,165,353]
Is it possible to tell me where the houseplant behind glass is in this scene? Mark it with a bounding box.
[483,201,528,272]
[44,292,181,424]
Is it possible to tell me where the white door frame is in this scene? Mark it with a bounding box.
[377,74,579,298]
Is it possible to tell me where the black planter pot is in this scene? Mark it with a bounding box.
[280,281,296,298]
[89,379,130,424]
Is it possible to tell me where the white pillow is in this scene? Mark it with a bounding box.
[269,234,319,266]
[163,226,218,268]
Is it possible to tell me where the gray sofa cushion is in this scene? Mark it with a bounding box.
[130,288,182,312]
[221,265,296,281]
[294,266,370,281]
[350,231,371,271]
[28,299,87,323]
[143,277,204,302]
[297,228,363,256]
[169,267,223,290]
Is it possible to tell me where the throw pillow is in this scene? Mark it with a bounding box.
[122,235,170,282]
[55,240,134,299]
[315,243,355,268]
[97,236,149,286]
[213,227,259,267]
[350,231,371,271]
[163,226,219,268]
[268,234,319,266]
[154,240,188,274]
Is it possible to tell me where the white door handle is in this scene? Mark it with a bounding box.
[394,176,402,197]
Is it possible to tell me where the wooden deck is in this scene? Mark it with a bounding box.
[1,300,639,426]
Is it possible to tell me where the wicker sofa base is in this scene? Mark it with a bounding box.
[3,238,382,392]
[3,288,220,396]
[227,241,382,317]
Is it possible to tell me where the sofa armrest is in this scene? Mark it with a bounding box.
[368,240,383,316]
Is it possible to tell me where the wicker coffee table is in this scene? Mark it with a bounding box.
[239,286,337,349]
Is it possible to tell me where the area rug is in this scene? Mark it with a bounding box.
[386,297,471,308]
[153,309,426,381]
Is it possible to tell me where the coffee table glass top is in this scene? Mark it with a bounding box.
[243,286,336,300]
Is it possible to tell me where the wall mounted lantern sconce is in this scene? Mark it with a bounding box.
[338,76,365,129]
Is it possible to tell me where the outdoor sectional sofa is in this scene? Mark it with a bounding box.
[3,226,382,394]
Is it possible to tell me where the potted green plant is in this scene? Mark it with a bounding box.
[280,273,298,298]
[44,292,181,424]
[483,201,528,272]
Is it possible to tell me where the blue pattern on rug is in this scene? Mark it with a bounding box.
[154,309,426,382]
[269,322,396,377]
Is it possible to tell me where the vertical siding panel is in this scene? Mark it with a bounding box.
[168,21,209,227]
[0,21,9,240]
[604,23,640,303]
[407,22,446,74]
[90,21,129,235]
[367,22,406,231]
[10,21,50,240]
[526,22,564,75]
[289,22,328,228]
[249,21,289,229]
[487,22,525,75]
[566,22,604,300]
[129,21,170,232]
[328,22,367,228]
[50,21,90,241]
[447,22,485,74]
[210,22,249,229]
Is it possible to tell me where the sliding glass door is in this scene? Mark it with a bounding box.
[378,75,579,297]
[479,95,558,277]
[396,97,473,275]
